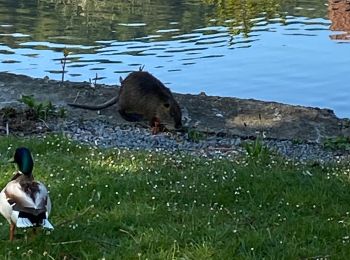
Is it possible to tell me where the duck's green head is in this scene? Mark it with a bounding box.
[12,147,34,175]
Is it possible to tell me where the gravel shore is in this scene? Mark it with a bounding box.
[1,72,349,163]
[48,118,349,163]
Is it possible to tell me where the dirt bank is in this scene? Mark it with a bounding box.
[0,72,349,143]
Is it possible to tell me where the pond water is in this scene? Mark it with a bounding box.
[0,0,349,118]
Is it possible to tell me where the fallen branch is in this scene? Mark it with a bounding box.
[119,228,139,244]
[51,240,82,246]
[73,91,81,103]
[38,118,50,129]
[56,205,94,227]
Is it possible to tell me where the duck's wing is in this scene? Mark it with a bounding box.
[35,182,52,216]
[46,192,52,216]
[4,180,48,215]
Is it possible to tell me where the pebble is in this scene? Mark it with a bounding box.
[48,119,349,163]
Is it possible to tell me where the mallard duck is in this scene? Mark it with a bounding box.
[0,147,53,241]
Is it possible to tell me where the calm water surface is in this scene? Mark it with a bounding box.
[0,0,349,118]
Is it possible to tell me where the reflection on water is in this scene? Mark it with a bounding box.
[328,0,350,40]
[0,0,349,118]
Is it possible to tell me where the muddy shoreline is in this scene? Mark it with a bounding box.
[0,72,350,162]
[1,72,349,141]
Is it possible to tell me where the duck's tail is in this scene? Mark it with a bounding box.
[16,217,34,228]
[16,211,54,229]
[42,219,54,229]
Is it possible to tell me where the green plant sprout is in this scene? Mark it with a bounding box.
[61,48,69,83]
[18,95,67,120]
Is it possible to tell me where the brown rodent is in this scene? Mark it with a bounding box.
[68,71,182,130]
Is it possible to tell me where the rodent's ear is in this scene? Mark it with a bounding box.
[163,103,170,109]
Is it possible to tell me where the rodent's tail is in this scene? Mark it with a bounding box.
[68,96,118,110]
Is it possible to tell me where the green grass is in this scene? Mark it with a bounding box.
[0,135,349,259]
[323,136,350,152]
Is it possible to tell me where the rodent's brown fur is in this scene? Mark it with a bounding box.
[68,71,182,129]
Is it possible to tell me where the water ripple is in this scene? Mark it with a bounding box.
[0,0,349,117]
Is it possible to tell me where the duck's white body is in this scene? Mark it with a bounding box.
[0,189,19,224]
[0,147,54,240]
[0,174,53,229]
